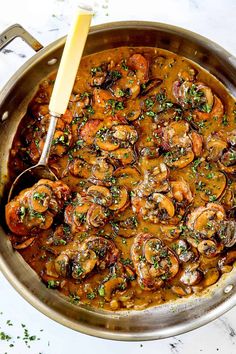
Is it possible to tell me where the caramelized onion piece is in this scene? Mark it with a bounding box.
[79,119,103,145]
[190,131,203,157]
[170,179,193,203]
[128,54,149,83]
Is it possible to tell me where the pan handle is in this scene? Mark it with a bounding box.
[0,23,43,52]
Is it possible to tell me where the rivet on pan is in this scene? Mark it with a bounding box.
[1,111,9,121]
[224,284,233,294]
[47,58,57,65]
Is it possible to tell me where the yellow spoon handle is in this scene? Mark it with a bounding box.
[49,5,93,115]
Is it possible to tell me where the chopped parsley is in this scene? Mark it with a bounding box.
[86,292,96,300]
[106,99,124,114]
[47,280,59,289]
[98,285,105,297]
[90,66,102,76]
[222,114,228,126]
[191,158,201,173]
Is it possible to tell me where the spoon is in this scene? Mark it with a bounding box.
[8,4,93,202]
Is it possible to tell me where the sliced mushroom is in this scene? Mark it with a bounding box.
[197,240,221,258]
[87,185,112,207]
[109,186,129,211]
[71,249,97,279]
[164,147,194,169]
[86,204,108,227]
[180,266,202,286]
[131,233,179,290]
[103,277,126,301]
[218,220,236,247]
[112,125,138,144]
[123,99,141,121]
[64,196,91,232]
[51,130,72,156]
[54,253,70,277]
[13,237,36,250]
[140,78,162,96]
[132,191,175,224]
[95,128,120,151]
[206,135,227,162]
[30,184,52,213]
[73,146,98,165]
[152,193,175,218]
[219,149,236,174]
[114,166,140,189]
[174,239,194,263]
[135,163,169,197]
[198,170,227,202]
[83,236,119,268]
[109,147,135,165]
[68,158,91,178]
[171,285,192,297]
[187,203,226,238]
[91,158,114,185]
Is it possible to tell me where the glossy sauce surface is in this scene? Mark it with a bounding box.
[6,47,236,311]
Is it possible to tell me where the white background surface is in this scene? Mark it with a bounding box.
[0,0,236,353]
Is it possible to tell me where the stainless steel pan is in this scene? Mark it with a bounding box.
[0,21,236,341]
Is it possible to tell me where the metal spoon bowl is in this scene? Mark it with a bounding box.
[8,114,59,201]
[7,5,93,202]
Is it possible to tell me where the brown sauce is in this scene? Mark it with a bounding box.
[6,47,236,311]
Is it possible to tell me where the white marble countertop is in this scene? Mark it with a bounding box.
[0,0,236,353]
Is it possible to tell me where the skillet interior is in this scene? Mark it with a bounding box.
[0,21,236,340]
